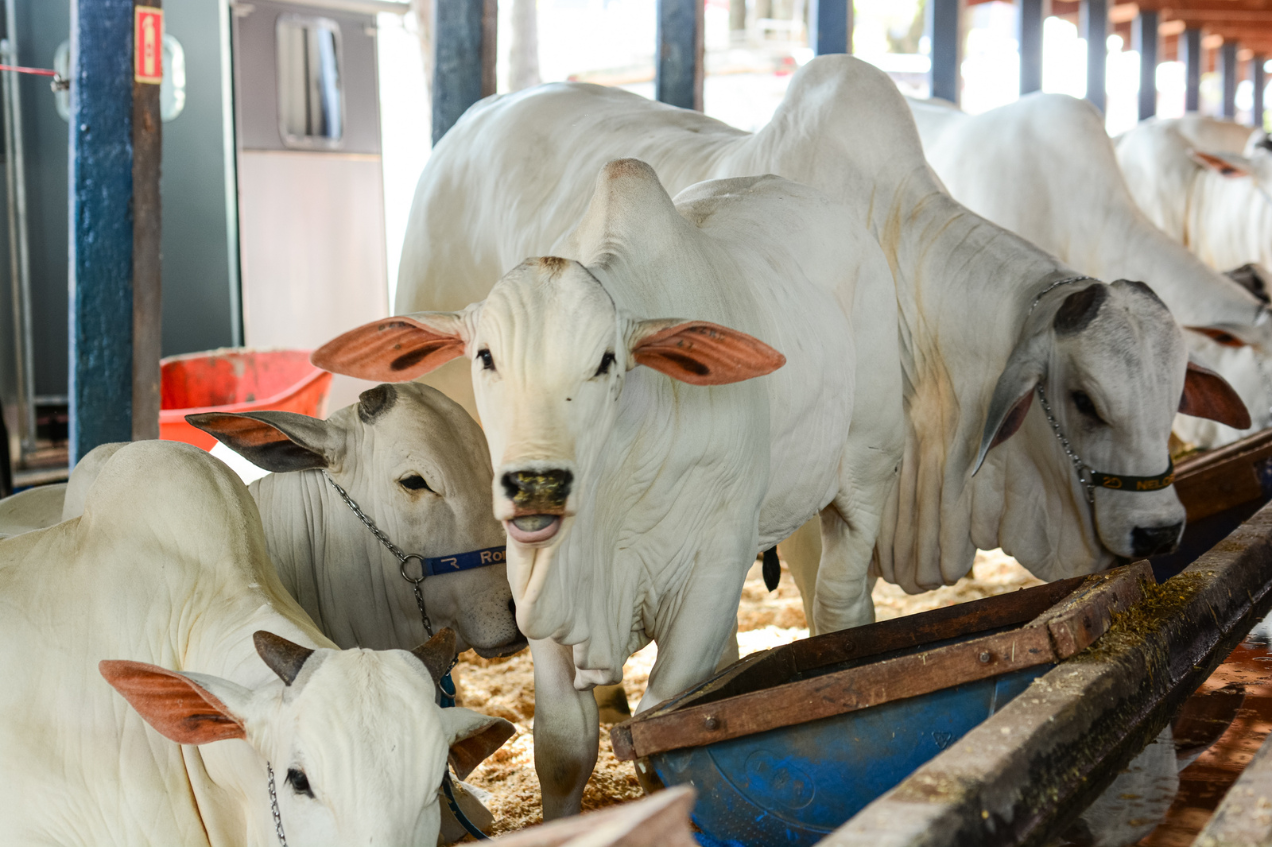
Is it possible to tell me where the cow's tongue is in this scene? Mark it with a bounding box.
[507,515,561,544]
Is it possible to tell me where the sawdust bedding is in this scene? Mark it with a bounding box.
[452,548,1042,836]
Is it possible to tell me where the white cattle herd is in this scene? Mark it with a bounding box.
[0,53,1263,844]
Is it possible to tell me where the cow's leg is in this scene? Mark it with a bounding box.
[716,618,740,670]
[637,557,748,712]
[813,443,895,634]
[779,517,822,633]
[530,637,598,819]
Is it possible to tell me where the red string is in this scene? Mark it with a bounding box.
[0,64,59,78]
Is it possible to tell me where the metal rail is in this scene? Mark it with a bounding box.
[2,0,34,461]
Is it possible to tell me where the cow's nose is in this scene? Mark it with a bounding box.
[501,468,573,510]
[1131,522,1183,557]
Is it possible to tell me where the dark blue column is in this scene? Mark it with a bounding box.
[928,0,960,103]
[1081,0,1107,112]
[1183,27,1202,112]
[810,0,851,55]
[1134,11,1158,119]
[1253,54,1266,128]
[1220,40,1238,119]
[656,0,703,109]
[69,0,136,464]
[433,0,496,143]
[1019,0,1044,95]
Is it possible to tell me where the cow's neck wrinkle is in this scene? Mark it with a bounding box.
[250,471,423,651]
[1190,169,1272,271]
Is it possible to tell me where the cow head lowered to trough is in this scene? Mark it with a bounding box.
[187,383,525,658]
[102,628,513,847]
[974,279,1249,567]
[312,258,783,612]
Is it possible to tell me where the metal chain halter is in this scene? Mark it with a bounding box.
[268,764,289,847]
[322,470,436,638]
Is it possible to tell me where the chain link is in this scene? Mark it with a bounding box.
[268,764,289,847]
[1035,384,1096,505]
[322,471,435,637]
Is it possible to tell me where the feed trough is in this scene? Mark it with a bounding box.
[611,562,1149,847]
[158,349,332,450]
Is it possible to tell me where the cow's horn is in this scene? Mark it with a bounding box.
[254,631,315,686]
[411,628,458,687]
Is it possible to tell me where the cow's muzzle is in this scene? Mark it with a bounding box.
[501,468,573,544]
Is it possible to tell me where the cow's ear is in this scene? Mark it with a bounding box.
[1180,359,1252,429]
[440,707,516,780]
[312,310,474,382]
[1185,326,1251,349]
[628,319,785,386]
[186,411,338,473]
[1223,263,1272,304]
[1189,149,1254,178]
[973,339,1047,475]
[100,660,250,746]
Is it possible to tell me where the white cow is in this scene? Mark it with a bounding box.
[15,383,526,660]
[0,439,513,847]
[1118,115,1272,274]
[391,55,1244,594]
[907,94,1272,447]
[316,161,905,818]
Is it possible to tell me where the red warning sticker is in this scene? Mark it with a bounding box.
[135,7,163,84]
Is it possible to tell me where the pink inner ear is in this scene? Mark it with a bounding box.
[1192,151,1250,178]
[1186,326,1248,349]
[989,390,1034,451]
[100,660,245,746]
[632,322,786,386]
[1180,361,1252,429]
[311,319,464,382]
[187,413,288,448]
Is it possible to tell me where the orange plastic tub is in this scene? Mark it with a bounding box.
[159,349,332,451]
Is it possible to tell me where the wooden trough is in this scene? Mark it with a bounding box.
[601,428,1272,847]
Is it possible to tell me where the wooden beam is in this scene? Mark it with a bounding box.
[70,0,164,465]
[820,501,1272,847]
[655,0,704,110]
[432,0,497,143]
[1192,731,1272,846]
[1222,39,1240,117]
[1020,0,1045,94]
[810,0,852,54]
[1083,0,1109,111]
[929,0,961,102]
[1184,26,1203,111]
[1135,10,1159,118]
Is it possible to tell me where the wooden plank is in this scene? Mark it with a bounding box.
[655,0,703,110]
[487,786,697,846]
[132,1,162,442]
[1174,430,1272,522]
[819,499,1272,847]
[614,566,1147,760]
[1192,729,1272,846]
[70,0,139,465]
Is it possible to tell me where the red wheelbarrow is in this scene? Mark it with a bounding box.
[159,349,332,451]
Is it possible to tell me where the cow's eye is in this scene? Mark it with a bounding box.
[287,768,314,798]
[400,475,432,492]
[595,351,616,377]
[478,349,495,371]
[1071,390,1104,423]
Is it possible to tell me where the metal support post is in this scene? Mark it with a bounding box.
[810,0,851,55]
[1133,10,1158,120]
[69,0,163,465]
[1019,0,1043,95]
[656,0,703,110]
[1220,40,1238,119]
[929,0,960,103]
[432,0,497,144]
[1081,0,1106,112]
[1183,27,1202,112]
[1254,54,1266,129]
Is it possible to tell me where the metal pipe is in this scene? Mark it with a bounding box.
[2,0,33,459]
